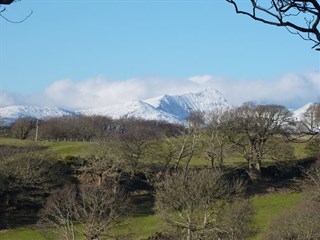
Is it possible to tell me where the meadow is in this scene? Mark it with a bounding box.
[0,136,312,239]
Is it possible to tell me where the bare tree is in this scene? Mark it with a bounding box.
[76,185,128,240]
[163,112,204,172]
[226,0,320,50]
[215,199,255,240]
[40,184,128,240]
[155,169,246,240]
[287,103,320,143]
[40,185,78,240]
[221,103,292,177]
[205,110,230,171]
[299,103,320,135]
[11,117,36,140]
[116,118,158,177]
[81,142,123,187]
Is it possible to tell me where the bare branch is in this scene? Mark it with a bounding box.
[226,0,320,50]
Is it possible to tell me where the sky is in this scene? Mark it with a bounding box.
[0,0,319,110]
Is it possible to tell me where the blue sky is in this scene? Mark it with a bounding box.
[0,0,319,110]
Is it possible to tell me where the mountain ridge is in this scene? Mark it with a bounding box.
[0,89,314,125]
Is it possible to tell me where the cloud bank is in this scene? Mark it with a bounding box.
[1,70,319,110]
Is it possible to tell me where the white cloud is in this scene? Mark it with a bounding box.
[0,92,16,107]
[188,75,212,84]
[1,70,319,110]
[42,77,147,110]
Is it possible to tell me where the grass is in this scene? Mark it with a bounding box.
[41,141,93,157]
[121,214,163,239]
[0,228,44,240]
[0,214,162,240]
[250,191,303,239]
[0,137,93,158]
[0,136,310,164]
[0,136,311,239]
[0,192,304,240]
[292,141,309,159]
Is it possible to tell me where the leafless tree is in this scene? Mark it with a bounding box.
[155,169,246,240]
[76,185,128,240]
[205,110,231,171]
[298,103,320,135]
[116,118,159,177]
[287,103,320,143]
[40,185,78,240]
[40,184,128,240]
[226,0,320,50]
[221,103,292,177]
[11,117,36,140]
[163,112,204,172]
[215,199,255,240]
[80,142,123,187]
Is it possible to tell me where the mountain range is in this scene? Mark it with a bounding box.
[0,89,230,125]
[0,88,314,126]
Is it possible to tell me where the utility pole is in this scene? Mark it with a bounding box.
[35,119,39,141]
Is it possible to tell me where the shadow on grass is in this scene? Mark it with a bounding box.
[246,157,317,196]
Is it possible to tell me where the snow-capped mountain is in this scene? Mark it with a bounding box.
[77,88,230,123]
[0,90,316,126]
[1,89,229,125]
[0,105,74,125]
[291,102,319,132]
[76,101,181,124]
[292,102,314,121]
[144,89,230,120]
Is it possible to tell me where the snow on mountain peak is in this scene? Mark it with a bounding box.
[0,105,74,119]
[144,88,230,120]
[293,102,314,121]
[1,89,230,125]
[77,101,181,124]
[0,105,75,125]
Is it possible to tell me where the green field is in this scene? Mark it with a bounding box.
[0,137,311,239]
[0,191,303,239]
[0,137,93,157]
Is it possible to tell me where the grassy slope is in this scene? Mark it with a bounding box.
[0,137,309,239]
[0,192,303,240]
[0,137,93,157]
[251,192,302,239]
[0,228,44,240]
[0,215,162,240]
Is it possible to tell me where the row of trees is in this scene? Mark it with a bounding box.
[6,102,320,178]
[9,115,181,142]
